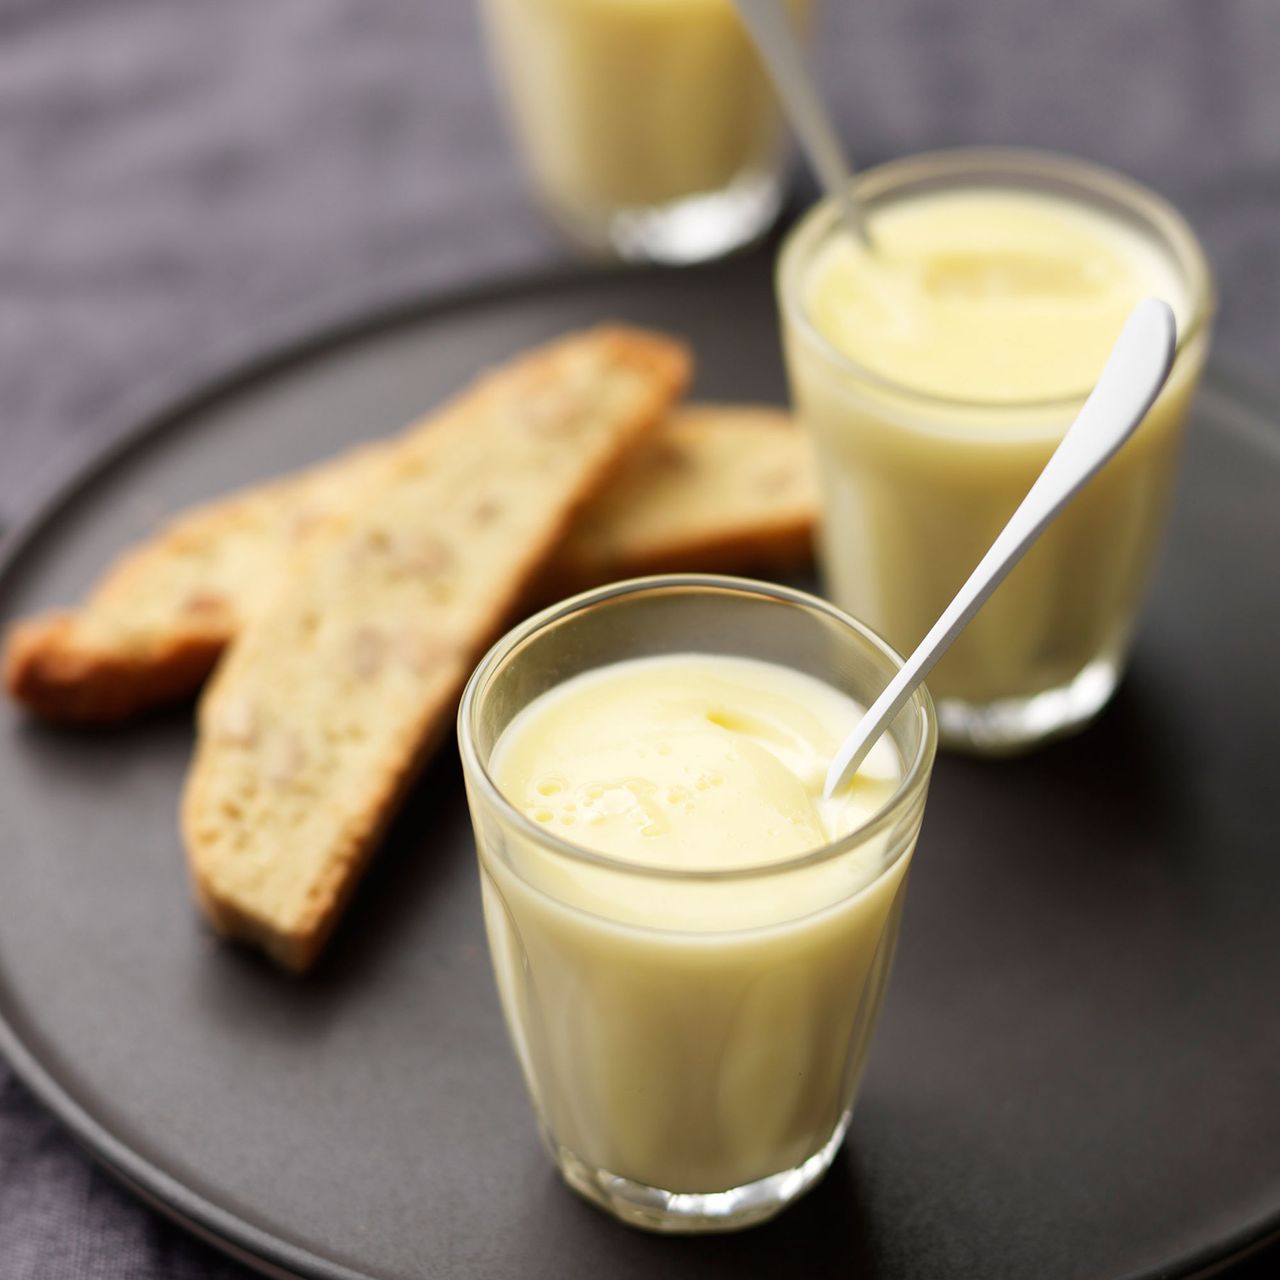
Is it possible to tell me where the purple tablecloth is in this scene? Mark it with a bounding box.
[2,2,1278,1275]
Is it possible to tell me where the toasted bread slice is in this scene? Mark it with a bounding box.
[5,406,815,723]
[183,327,689,971]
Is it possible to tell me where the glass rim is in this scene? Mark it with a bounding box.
[457,574,938,884]
[776,145,1217,416]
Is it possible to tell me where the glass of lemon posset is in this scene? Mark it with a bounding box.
[480,0,811,262]
[778,148,1214,750]
[458,577,936,1232]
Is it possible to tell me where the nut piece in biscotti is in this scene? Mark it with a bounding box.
[2,443,392,723]
[545,404,817,596]
[182,326,690,972]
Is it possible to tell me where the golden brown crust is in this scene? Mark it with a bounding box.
[3,613,226,724]
[183,326,691,971]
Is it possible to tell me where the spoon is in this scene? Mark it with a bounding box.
[824,297,1178,798]
[732,0,872,247]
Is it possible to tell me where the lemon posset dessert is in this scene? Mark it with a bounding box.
[481,0,809,260]
[466,635,933,1231]
[779,151,1212,748]
[487,656,904,1208]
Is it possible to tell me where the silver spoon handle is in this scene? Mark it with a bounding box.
[824,297,1178,797]
[732,0,870,244]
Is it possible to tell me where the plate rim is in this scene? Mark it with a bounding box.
[1,264,1278,1280]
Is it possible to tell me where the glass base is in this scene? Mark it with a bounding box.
[935,655,1121,755]
[548,1113,850,1233]
[548,168,785,266]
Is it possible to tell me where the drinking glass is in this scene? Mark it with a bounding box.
[777,148,1214,751]
[458,575,937,1231]
[480,0,812,263]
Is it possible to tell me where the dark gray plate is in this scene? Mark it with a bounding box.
[1,252,1278,1280]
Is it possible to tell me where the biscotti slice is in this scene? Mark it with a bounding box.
[183,326,690,972]
[545,403,816,596]
[3,442,393,722]
[5,403,815,724]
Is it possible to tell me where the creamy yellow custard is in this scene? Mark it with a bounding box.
[477,654,914,1194]
[780,162,1211,737]
[806,191,1184,402]
[495,654,898,870]
[481,0,807,237]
